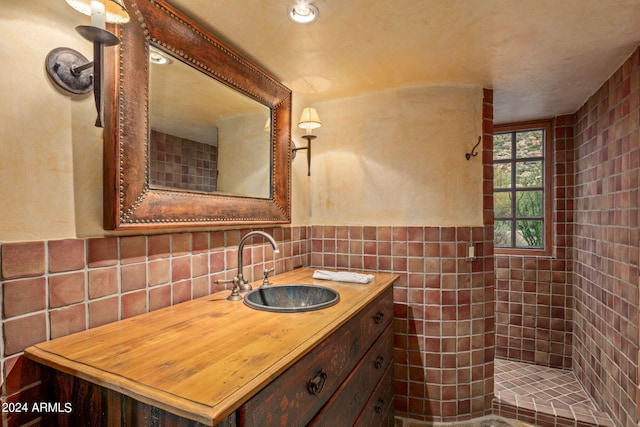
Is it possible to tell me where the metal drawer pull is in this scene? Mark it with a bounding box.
[374,355,385,369]
[373,312,385,325]
[375,399,385,414]
[351,338,360,354]
[307,369,328,396]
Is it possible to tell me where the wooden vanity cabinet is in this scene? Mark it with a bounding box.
[354,363,394,426]
[239,286,394,427]
[39,369,234,427]
[309,326,393,427]
[28,271,396,427]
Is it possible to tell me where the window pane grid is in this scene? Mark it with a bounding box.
[493,127,546,250]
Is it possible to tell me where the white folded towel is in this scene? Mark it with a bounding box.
[312,270,375,284]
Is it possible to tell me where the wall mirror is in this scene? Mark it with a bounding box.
[103,0,292,230]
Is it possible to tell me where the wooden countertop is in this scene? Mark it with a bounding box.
[25,268,397,426]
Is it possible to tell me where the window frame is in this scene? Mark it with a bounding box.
[493,120,553,256]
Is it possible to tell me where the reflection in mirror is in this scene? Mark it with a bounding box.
[103,0,292,230]
[148,44,271,198]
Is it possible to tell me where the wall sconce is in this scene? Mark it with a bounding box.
[292,107,322,176]
[45,0,130,127]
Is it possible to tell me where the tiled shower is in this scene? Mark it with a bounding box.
[494,47,640,427]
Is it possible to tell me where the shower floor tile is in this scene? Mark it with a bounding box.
[494,359,614,427]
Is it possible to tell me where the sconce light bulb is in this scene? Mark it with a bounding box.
[65,0,130,25]
[90,0,106,29]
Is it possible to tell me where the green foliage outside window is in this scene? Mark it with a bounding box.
[493,129,544,249]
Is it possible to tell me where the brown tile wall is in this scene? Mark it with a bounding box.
[310,224,495,423]
[0,227,309,427]
[494,47,640,427]
[311,89,497,423]
[572,47,640,427]
[494,116,575,370]
[149,129,219,192]
[1,223,497,426]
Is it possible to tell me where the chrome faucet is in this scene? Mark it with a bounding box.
[216,231,279,301]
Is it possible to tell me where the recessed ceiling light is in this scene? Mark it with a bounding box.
[289,2,319,24]
[149,46,172,65]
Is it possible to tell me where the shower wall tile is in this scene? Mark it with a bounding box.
[494,115,574,370]
[495,47,640,427]
[572,46,640,427]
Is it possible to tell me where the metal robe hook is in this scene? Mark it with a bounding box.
[465,136,482,160]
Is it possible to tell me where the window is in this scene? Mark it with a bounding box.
[493,121,552,254]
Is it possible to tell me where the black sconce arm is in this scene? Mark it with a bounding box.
[45,24,121,127]
[292,135,316,176]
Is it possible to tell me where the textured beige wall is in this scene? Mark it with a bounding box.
[0,1,311,242]
[1,1,104,242]
[304,86,484,226]
[290,94,313,226]
[217,112,271,198]
[0,1,483,242]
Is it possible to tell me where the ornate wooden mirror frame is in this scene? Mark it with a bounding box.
[103,0,292,230]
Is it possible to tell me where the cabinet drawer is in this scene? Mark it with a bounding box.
[352,286,392,358]
[239,287,393,427]
[354,362,394,427]
[309,324,393,427]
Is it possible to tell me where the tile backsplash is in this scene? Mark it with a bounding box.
[310,225,495,422]
[1,228,308,426]
[1,223,496,426]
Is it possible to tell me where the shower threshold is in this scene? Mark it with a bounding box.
[493,358,613,427]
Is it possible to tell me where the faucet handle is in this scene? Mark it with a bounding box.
[261,268,275,287]
[237,273,252,292]
[214,277,243,301]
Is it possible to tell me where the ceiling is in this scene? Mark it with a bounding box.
[165,0,639,124]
